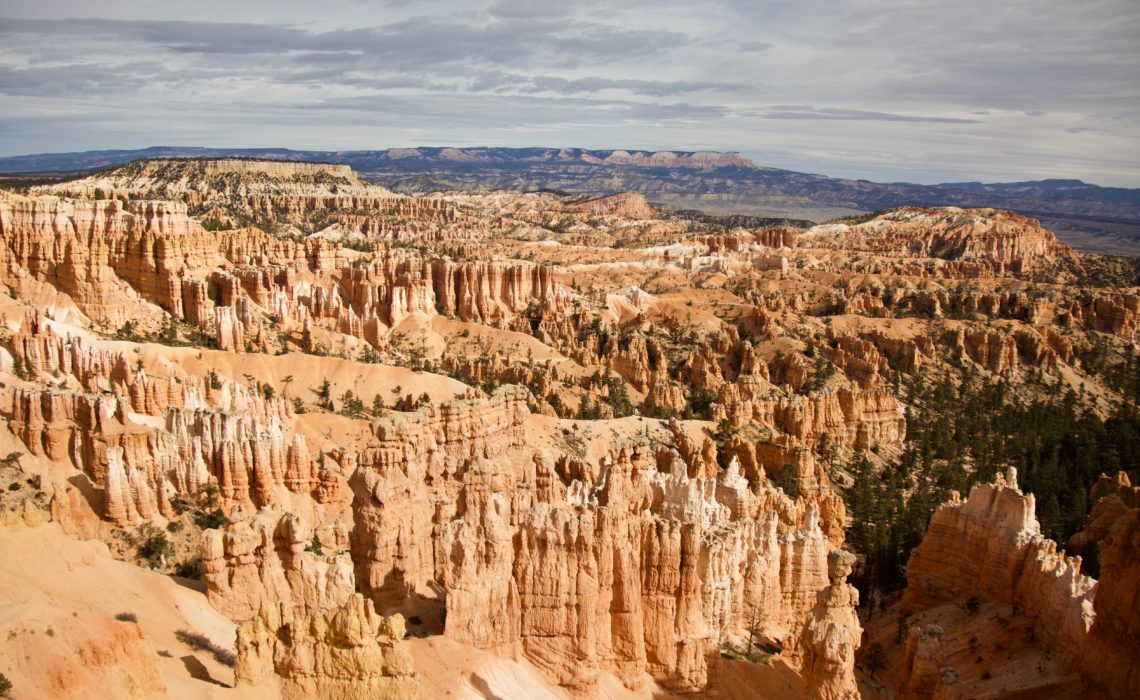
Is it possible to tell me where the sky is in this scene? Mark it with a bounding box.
[1,0,1138,186]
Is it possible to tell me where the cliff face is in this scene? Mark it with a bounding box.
[903,469,1095,665]
[38,158,465,236]
[900,469,1139,698]
[1078,496,1140,698]
[202,509,354,622]
[716,378,906,450]
[0,191,564,353]
[7,318,337,528]
[351,391,860,696]
[235,595,423,700]
[0,191,222,326]
[799,207,1066,271]
[562,191,658,219]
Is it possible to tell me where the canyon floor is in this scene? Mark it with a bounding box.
[0,158,1136,699]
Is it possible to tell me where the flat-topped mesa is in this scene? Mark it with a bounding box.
[902,469,1097,670]
[583,149,755,169]
[33,158,469,237]
[799,207,1066,272]
[235,595,423,700]
[182,158,360,182]
[56,158,363,194]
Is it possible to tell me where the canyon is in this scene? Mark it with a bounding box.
[0,157,1136,699]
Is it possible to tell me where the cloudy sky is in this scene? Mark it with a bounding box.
[1,0,1138,185]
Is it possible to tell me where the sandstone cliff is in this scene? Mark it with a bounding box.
[348,386,862,696]
[202,509,354,622]
[235,594,422,699]
[799,207,1067,272]
[901,469,1139,698]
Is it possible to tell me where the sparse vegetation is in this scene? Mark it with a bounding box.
[175,629,235,667]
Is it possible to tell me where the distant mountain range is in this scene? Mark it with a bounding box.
[2,146,1138,256]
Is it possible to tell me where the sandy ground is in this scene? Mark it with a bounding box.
[0,523,259,700]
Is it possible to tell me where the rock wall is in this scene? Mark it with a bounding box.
[903,469,1095,666]
[235,595,423,700]
[716,377,906,449]
[1078,500,1140,698]
[202,509,354,622]
[798,207,1065,272]
[350,390,861,696]
[902,469,1140,697]
[6,322,332,527]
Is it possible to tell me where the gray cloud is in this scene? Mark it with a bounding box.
[758,106,982,124]
[0,0,1137,186]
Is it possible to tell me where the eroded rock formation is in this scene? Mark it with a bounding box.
[901,469,1140,698]
[235,594,422,699]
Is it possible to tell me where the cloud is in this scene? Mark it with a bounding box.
[0,1,1137,186]
[758,106,981,124]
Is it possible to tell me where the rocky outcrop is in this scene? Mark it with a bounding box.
[895,625,969,700]
[235,595,422,699]
[202,509,354,622]
[562,191,658,219]
[716,376,906,449]
[6,323,331,527]
[336,254,565,327]
[1075,478,1140,699]
[351,387,529,608]
[40,158,465,237]
[903,469,1096,667]
[901,469,1140,697]
[798,550,862,700]
[754,225,801,249]
[946,327,1020,375]
[799,207,1065,272]
[348,385,858,695]
[0,191,221,326]
[1078,294,1139,339]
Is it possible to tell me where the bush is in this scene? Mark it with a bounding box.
[194,508,230,530]
[176,629,235,667]
[115,612,138,623]
[136,524,173,566]
[0,673,11,697]
[174,558,202,579]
